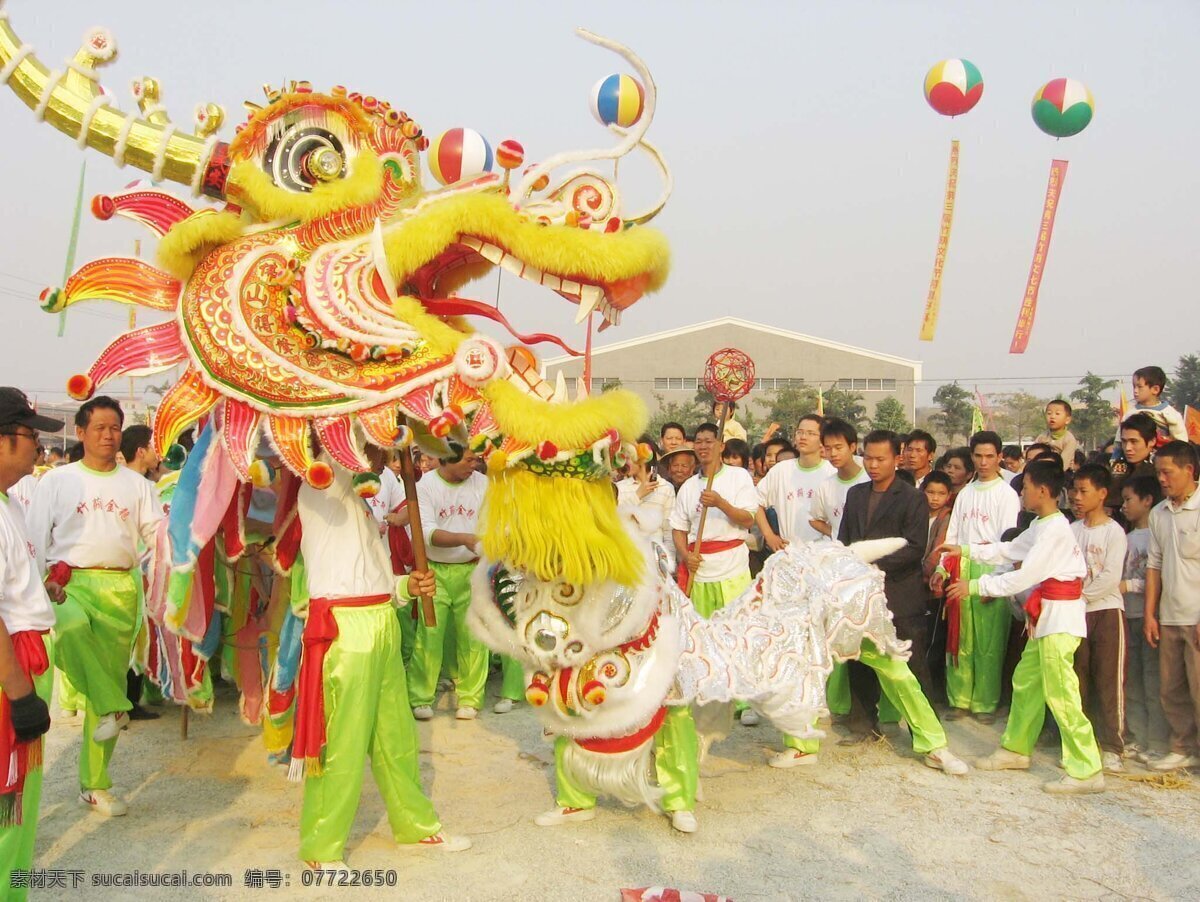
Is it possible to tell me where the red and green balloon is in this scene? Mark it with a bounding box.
[923,59,984,117]
[1031,78,1094,138]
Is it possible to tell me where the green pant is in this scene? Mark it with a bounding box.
[299,602,440,862]
[785,639,946,755]
[499,655,524,702]
[408,562,488,709]
[57,669,82,713]
[827,661,851,716]
[396,606,416,667]
[690,571,752,619]
[0,635,53,901]
[1001,633,1102,780]
[946,559,1011,714]
[53,570,139,790]
[554,706,699,812]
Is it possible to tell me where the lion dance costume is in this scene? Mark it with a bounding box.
[0,1,928,860]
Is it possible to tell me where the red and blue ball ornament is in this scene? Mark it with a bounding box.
[428,127,493,185]
[589,73,645,128]
[1031,78,1094,138]
[923,59,984,117]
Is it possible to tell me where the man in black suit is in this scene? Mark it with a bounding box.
[835,431,965,774]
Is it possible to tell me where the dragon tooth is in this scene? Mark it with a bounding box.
[574,285,602,323]
[560,279,581,298]
[540,272,562,290]
[552,371,570,404]
[478,242,504,264]
[460,236,483,251]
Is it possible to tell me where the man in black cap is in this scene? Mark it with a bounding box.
[0,389,59,889]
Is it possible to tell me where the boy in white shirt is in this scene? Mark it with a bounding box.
[27,397,162,817]
[1068,465,1129,772]
[809,418,869,541]
[1132,365,1187,445]
[292,460,469,868]
[409,446,489,721]
[1120,475,1167,762]
[756,415,835,551]
[948,459,1105,794]
[0,389,59,892]
[934,432,1020,723]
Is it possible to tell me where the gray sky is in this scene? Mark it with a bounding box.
[1,0,1196,411]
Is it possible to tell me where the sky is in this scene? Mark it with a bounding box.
[0,0,1196,412]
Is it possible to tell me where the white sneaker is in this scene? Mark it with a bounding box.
[79,788,128,817]
[974,748,1031,771]
[92,712,130,743]
[1102,751,1124,774]
[1043,773,1105,795]
[1122,742,1142,760]
[1151,751,1200,772]
[493,698,514,714]
[455,706,478,720]
[411,705,434,721]
[304,861,350,876]
[669,810,698,834]
[925,747,969,776]
[402,832,472,852]
[534,806,596,827]
[739,708,760,726]
[768,749,819,769]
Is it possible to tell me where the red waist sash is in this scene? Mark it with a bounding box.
[674,538,745,591]
[576,707,668,754]
[290,594,390,779]
[0,630,49,825]
[1024,578,1083,629]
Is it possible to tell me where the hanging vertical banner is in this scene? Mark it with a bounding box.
[1010,159,1068,354]
[57,160,87,337]
[919,139,960,341]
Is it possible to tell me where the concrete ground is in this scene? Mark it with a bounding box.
[32,676,1200,901]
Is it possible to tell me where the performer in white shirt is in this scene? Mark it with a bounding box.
[409,446,489,721]
[934,432,1020,723]
[670,423,758,616]
[27,397,161,817]
[756,414,835,550]
[292,459,470,868]
[809,419,870,541]
[949,459,1105,795]
[0,389,58,891]
[617,444,677,566]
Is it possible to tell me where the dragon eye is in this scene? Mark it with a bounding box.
[265,124,346,192]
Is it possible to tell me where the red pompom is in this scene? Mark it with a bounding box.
[66,374,94,401]
[91,195,115,221]
[305,461,334,489]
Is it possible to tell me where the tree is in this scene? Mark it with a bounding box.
[870,396,911,434]
[823,388,868,428]
[991,392,1047,445]
[930,382,974,445]
[647,393,709,443]
[1170,353,1200,412]
[599,378,623,393]
[1069,371,1119,451]
[758,386,820,438]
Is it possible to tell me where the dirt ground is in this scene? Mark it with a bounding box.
[32,675,1200,901]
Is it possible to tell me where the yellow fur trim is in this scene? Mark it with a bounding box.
[156,210,245,280]
[392,296,465,358]
[383,192,669,289]
[483,381,647,448]
[480,469,643,587]
[227,149,384,224]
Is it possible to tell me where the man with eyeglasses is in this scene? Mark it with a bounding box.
[0,388,59,892]
[27,396,162,818]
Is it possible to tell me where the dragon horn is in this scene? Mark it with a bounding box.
[0,7,229,198]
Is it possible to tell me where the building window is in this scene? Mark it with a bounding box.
[852,378,867,390]
[590,377,618,392]
[683,377,697,390]
[654,377,668,390]
[883,378,897,390]
[668,378,683,390]
[837,378,852,389]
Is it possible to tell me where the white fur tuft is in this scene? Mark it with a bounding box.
[848,537,906,564]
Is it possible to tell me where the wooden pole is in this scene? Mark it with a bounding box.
[397,446,437,627]
[684,407,729,596]
[180,705,189,741]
